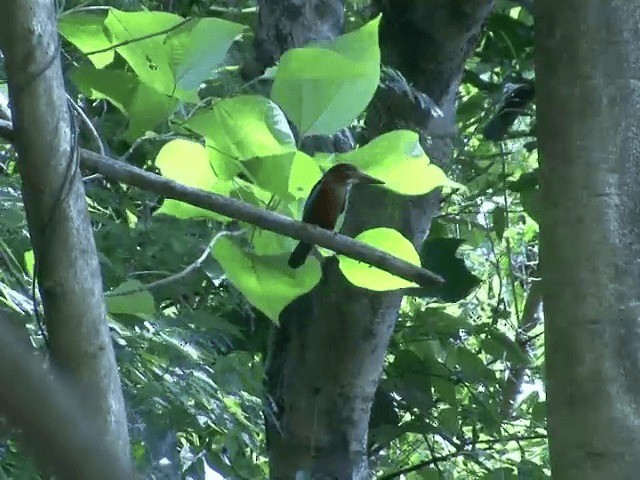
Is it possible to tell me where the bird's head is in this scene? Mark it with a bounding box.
[324,163,384,186]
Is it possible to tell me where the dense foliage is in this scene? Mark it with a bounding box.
[0,0,544,478]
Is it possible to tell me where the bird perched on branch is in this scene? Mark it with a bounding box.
[288,163,384,269]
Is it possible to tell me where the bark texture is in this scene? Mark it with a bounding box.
[536,1,640,478]
[0,316,133,479]
[0,0,131,468]
[258,1,493,477]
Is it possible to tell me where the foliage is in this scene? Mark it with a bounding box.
[0,0,546,478]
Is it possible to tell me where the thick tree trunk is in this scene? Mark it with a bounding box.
[258,1,493,477]
[536,2,640,478]
[0,0,131,469]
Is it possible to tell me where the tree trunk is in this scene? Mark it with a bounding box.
[0,0,131,469]
[536,2,640,478]
[257,1,493,477]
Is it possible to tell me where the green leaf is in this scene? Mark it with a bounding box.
[271,16,381,136]
[432,377,458,407]
[106,280,156,318]
[387,350,433,412]
[419,306,476,337]
[483,467,516,480]
[517,461,548,480]
[438,406,459,434]
[454,346,495,383]
[252,229,293,256]
[243,151,321,202]
[521,187,541,223]
[212,237,321,322]
[337,130,457,195]
[483,329,529,366]
[531,401,547,425]
[155,139,231,221]
[104,9,185,97]
[23,250,34,278]
[183,95,296,180]
[70,65,175,140]
[338,228,420,291]
[59,11,114,68]
[165,17,246,90]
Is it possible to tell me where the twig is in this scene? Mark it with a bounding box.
[67,94,105,157]
[106,229,245,297]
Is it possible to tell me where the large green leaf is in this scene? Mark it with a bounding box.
[212,237,321,322]
[338,228,420,291]
[243,151,321,202]
[183,96,296,180]
[106,280,156,319]
[271,16,381,137]
[70,65,175,140]
[104,10,182,96]
[155,139,232,221]
[59,11,114,68]
[165,17,246,91]
[337,130,459,195]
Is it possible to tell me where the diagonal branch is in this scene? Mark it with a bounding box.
[80,149,444,286]
[0,121,443,286]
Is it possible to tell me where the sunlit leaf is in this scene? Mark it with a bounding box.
[104,9,184,97]
[165,17,246,90]
[70,65,176,141]
[338,130,460,195]
[213,237,321,322]
[271,16,381,136]
[339,228,420,291]
[155,139,231,221]
[243,151,322,202]
[59,11,114,68]
[183,96,296,180]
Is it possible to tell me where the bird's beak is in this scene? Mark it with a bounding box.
[353,170,385,185]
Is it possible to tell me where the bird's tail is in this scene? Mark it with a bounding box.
[288,242,313,269]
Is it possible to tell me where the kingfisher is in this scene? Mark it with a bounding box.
[288,163,384,269]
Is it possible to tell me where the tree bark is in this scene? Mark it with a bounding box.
[0,317,133,479]
[536,2,640,478]
[258,1,493,478]
[0,0,131,468]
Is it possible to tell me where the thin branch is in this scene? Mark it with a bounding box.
[500,277,543,417]
[378,450,471,480]
[67,94,105,157]
[81,18,194,57]
[0,122,444,286]
[81,150,444,286]
[379,433,546,480]
[106,229,246,297]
